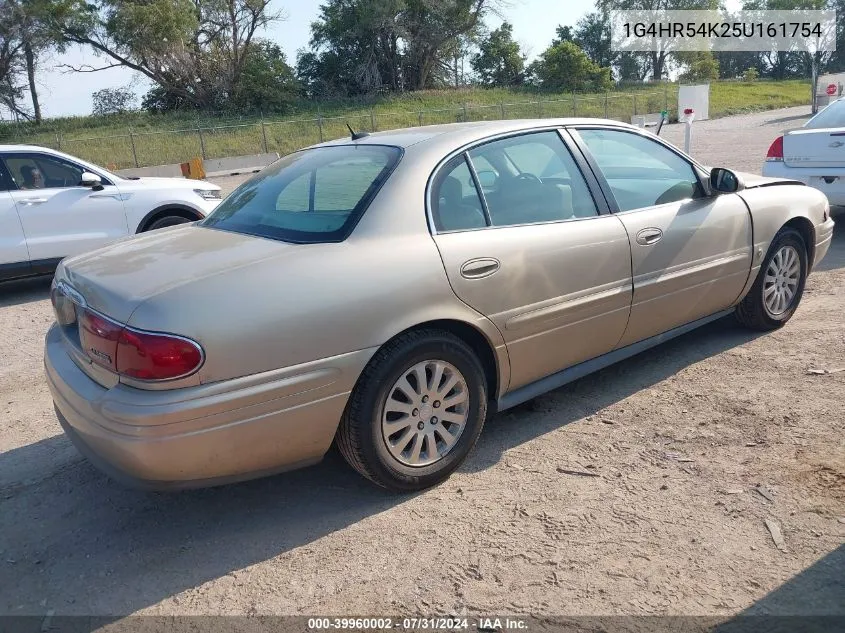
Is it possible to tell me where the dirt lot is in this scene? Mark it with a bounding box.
[0,106,843,620]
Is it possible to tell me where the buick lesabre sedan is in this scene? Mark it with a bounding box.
[45,119,836,492]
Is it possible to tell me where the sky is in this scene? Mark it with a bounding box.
[26,0,596,119]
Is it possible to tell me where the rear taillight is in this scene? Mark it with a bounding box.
[79,310,122,371]
[766,135,784,161]
[116,328,203,380]
[78,308,203,380]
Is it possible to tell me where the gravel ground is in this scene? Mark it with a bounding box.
[0,106,843,620]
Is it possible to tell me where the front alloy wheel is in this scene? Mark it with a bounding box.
[735,227,808,331]
[763,244,801,316]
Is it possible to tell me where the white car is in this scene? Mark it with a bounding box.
[0,144,222,282]
[763,98,845,206]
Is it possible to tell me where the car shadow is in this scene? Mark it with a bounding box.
[713,544,844,631]
[0,276,52,308]
[0,314,768,617]
[763,112,812,127]
[468,315,764,472]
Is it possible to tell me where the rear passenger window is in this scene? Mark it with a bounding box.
[431,156,487,232]
[468,131,598,227]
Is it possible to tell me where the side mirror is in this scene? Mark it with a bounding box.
[710,167,743,193]
[80,172,103,189]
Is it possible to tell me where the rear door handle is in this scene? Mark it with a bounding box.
[636,228,663,246]
[460,257,500,279]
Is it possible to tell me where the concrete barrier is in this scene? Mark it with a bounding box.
[202,152,280,177]
[116,163,184,178]
[115,152,280,180]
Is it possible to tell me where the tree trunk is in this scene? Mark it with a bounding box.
[23,41,41,124]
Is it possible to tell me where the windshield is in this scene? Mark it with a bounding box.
[805,99,845,129]
[201,144,401,243]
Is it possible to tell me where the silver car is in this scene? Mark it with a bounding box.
[44,119,836,491]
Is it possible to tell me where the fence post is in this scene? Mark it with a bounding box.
[418,111,423,126]
[572,92,577,117]
[197,125,206,159]
[260,119,269,154]
[633,94,637,117]
[462,103,468,121]
[664,82,669,112]
[370,109,376,131]
[55,133,62,151]
[536,96,542,117]
[317,114,324,142]
[499,102,505,119]
[604,92,609,118]
[128,126,139,168]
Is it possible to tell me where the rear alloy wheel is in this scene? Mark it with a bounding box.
[146,215,192,231]
[336,329,488,491]
[735,228,808,331]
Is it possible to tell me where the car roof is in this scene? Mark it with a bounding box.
[314,118,638,150]
[0,143,57,153]
[0,144,121,179]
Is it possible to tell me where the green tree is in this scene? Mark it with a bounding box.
[676,51,720,82]
[531,40,612,92]
[573,12,617,69]
[231,40,298,113]
[471,22,524,87]
[298,0,500,96]
[91,85,134,115]
[47,0,282,110]
[597,0,718,79]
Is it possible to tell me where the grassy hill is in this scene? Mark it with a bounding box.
[0,79,810,170]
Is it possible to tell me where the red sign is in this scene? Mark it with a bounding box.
[827,83,837,96]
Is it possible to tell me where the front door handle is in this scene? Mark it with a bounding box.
[20,197,48,205]
[460,257,500,279]
[636,228,663,246]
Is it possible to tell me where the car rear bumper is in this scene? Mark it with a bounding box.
[44,324,374,490]
[762,161,845,206]
[814,217,836,270]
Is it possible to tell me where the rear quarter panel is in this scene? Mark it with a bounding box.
[125,163,510,395]
[735,183,828,298]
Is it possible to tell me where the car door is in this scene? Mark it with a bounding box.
[0,161,31,279]
[430,130,633,391]
[571,127,752,348]
[2,152,130,264]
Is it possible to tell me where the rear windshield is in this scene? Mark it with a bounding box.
[201,144,401,243]
[805,99,845,129]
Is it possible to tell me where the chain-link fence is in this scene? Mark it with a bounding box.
[10,87,677,170]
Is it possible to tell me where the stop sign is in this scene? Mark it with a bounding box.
[827,83,837,96]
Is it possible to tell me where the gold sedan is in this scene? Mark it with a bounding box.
[44,119,835,491]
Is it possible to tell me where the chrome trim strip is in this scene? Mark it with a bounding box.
[504,280,631,331]
[634,250,750,288]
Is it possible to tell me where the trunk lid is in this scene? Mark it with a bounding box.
[58,224,294,323]
[783,128,845,168]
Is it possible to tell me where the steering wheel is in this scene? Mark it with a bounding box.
[516,172,542,183]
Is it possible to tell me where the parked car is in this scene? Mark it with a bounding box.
[45,119,835,492]
[763,97,845,206]
[0,144,222,281]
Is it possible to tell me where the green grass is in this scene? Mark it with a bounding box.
[0,79,810,170]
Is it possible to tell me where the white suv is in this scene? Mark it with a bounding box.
[0,144,222,281]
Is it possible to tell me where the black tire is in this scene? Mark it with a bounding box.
[146,215,192,231]
[735,227,808,331]
[336,329,488,492]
